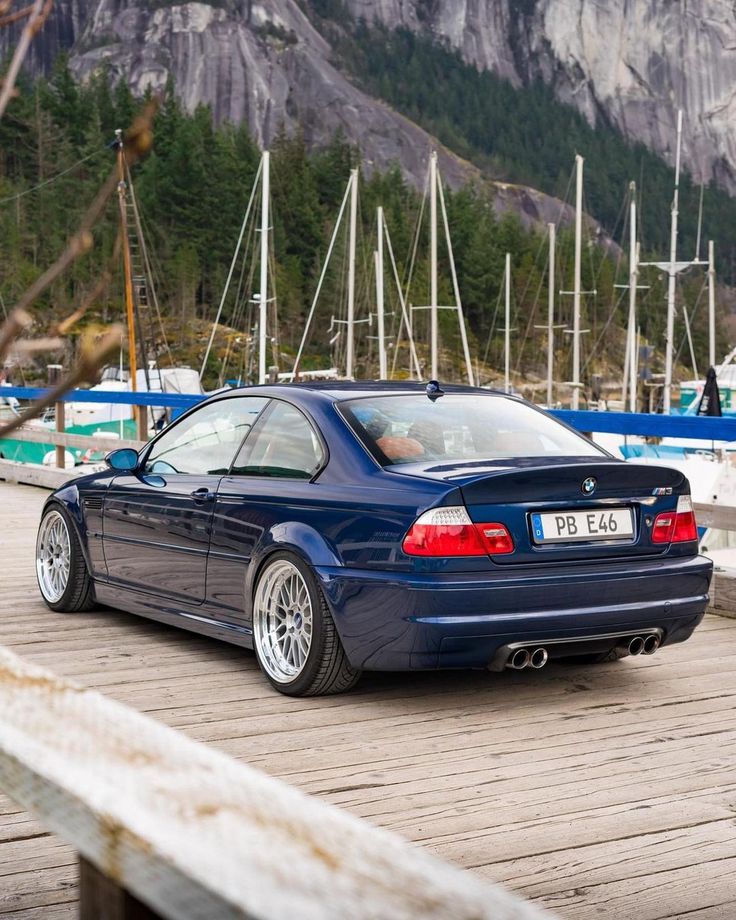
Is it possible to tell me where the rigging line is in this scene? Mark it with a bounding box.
[200,156,262,379]
[514,269,547,376]
[482,281,504,370]
[695,182,705,261]
[583,185,636,374]
[385,215,422,380]
[0,149,102,204]
[355,188,374,366]
[673,279,707,369]
[218,218,256,386]
[222,231,259,385]
[581,287,627,373]
[553,162,576,232]
[402,161,430,302]
[337,212,351,372]
[124,158,174,367]
[512,230,550,374]
[267,225,279,368]
[130,200,169,330]
[292,174,352,378]
[436,175,474,385]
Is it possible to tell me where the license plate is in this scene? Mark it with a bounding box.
[531,507,634,544]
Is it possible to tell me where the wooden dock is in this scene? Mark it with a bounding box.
[2,481,736,919]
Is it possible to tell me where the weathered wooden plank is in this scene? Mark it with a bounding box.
[710,569,736,618]
[694,501,736,531]
[0,644,552,920]
[2,481,736,919]
[0,460,79,489]
[8,426,144,452]
[481,819,736,896]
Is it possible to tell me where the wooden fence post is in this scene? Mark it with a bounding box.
[135,403,148,442]
[79,858,162,920]
[47,364,65,469]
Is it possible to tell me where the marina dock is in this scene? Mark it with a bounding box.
[1,481,735,918]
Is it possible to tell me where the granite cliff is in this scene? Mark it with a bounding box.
[12,0,736,198]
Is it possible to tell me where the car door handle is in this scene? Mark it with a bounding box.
[190,488,216,502]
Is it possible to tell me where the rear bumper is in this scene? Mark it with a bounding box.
[316,554,712,670]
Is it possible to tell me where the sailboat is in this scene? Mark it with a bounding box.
[66,128,203,438]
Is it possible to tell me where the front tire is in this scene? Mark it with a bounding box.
[252,552,361,696]
[36,505,95,612]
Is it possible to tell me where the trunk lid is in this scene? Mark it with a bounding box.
[393,458,690,564]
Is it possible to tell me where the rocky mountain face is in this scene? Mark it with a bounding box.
[12,0,736,196]
[346,0,736,192]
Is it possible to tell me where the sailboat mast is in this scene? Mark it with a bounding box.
[436,173,474,386]
[346,168,358,379]
[708,240,716,368]
[663,110,683,414]
[546,222,555,406]
[626,183,638,412]
[115,129,138,395]
[383,213,422,380]
[375,206,387,379]
[430,151,439,380]
[258,151,270,385]
[505,252,511,394]
[572,154,583,410]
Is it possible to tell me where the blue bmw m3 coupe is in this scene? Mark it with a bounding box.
[35,382,712,695]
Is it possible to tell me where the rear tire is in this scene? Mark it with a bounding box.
[36,504,95,612]
[252,551,361,696]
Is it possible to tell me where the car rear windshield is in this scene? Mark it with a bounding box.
[340,394,606,466]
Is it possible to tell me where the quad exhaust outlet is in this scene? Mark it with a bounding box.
[643,634,660,655]
[627,634,661,657]
[503,632,662,672]
[507,647,548,671]
[507,648,531,670]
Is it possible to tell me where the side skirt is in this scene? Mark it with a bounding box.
[93,582,254,649]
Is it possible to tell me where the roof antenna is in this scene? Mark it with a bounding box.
[426,379,444,401]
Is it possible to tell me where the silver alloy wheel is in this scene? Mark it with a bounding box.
[253,559,314,683]
[36,510,71,603]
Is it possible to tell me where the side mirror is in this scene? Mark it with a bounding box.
[105,448,140,471]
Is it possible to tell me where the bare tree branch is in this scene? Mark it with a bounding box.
[0,0,53,120]
[9,99,158,318]
[0,309,31,365]
[0,325,123,439]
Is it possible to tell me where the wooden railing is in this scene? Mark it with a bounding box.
[0,426,146,488]
[0,645,553,920]
[693,502,736,617]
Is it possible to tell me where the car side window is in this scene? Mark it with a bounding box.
[230,401,324,479]
[145,397,268,475]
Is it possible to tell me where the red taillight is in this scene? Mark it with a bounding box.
[652,495,698,544]
[475,523,515,555]
[402,507,514,557]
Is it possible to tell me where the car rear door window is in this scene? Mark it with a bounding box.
[144,397,268,475]
[230,401,324,479]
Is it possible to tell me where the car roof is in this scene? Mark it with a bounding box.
[215,381,511,403]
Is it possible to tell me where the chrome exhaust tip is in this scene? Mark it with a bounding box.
[507,648,531,670]
[530,647,548,669]
[628,635,645,656]
[642,635,660,655]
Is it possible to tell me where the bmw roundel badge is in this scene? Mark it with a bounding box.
[581,477,597,495]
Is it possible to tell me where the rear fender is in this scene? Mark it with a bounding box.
[243,522,342,620]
